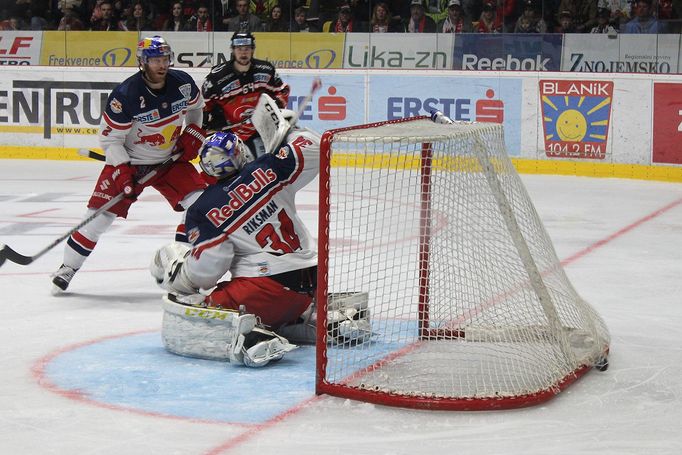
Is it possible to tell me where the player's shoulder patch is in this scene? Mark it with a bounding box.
[252,60,275,72]
[187,226,200,244]
[178,83,192,100]
[275,146,290,159]
[210,63,227,74]
[109,97,123,114]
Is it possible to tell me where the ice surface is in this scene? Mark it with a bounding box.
[1,160,681,454]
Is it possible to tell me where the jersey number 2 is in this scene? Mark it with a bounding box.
[255,210,301,253]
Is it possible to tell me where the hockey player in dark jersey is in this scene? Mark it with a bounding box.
[201,31,290,157]
[51,36,208,293]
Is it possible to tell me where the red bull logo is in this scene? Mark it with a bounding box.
[205,168,277,228]
[133,125,182,149]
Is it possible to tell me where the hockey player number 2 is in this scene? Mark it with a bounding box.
[255,210,301,253]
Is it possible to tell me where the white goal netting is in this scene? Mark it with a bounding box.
[316,117,610,410]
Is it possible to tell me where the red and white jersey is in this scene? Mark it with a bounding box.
[181,128,319,291]
[100,69,204,166]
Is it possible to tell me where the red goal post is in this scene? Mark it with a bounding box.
[315,117,610,411]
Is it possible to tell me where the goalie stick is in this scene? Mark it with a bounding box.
[0,153,181,268]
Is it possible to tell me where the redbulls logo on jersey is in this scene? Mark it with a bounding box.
[205,167,277,228]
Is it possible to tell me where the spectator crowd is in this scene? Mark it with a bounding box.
[1,0,679,34]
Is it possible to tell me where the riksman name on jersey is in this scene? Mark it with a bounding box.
[242,201,279,235]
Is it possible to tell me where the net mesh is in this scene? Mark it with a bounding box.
[320,118,609,405]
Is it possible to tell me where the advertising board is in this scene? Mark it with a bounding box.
[0,31,41,66]
[453,34,563,71]
[343,34,454,69]
[652,82,682,164]
[41,31,138,67]
[562,34,680,73]
[368,74,522,155]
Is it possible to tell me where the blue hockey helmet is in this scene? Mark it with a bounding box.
[199,131,255,179]
[137,36,173,65]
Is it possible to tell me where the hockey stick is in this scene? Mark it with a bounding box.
[0,153,181,268]
[294,77,323,124]
[77,148,106,161]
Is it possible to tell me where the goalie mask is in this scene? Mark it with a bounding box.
[137,36,173,66]
[199,131,254,179]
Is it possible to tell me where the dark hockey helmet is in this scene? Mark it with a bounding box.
[199,131,254,179]
[230,31,256,49]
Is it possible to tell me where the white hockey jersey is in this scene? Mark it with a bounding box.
[182,128,320,291]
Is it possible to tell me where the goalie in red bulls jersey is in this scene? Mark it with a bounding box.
[150,106,320,366]
[51,36,209,293]
[151,94,372,366]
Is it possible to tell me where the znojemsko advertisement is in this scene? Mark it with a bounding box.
[562,34,680,73]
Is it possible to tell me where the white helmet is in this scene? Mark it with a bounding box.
[199,131,255,179]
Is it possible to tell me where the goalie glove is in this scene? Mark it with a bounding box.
[175,123,207,162]
[150,242,197,295]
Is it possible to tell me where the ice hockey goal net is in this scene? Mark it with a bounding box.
[315,117,610,411]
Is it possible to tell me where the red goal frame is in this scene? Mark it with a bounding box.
[314,117,605,411]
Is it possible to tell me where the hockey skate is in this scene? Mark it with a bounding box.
[51,264,78,293]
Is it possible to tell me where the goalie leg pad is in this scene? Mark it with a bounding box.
[162,295,244,361]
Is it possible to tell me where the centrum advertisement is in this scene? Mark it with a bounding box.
[41,31,137,67]
[452,34,562,71]
[367,75,522,155]
[562,34,679,73]
[539,79,614,160]
[0,68,123,148]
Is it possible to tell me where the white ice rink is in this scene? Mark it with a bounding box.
[1,159,681,455]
